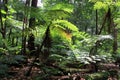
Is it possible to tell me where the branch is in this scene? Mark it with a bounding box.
[98,9,109,35]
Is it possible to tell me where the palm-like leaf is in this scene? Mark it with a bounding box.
[49,3,73,13]
[52,20,78,32]
[43,3,74,20]
[51,20,78,42]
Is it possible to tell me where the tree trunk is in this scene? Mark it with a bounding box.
[98,10,108,34]
[0,0,8,39]
[21,0,30,54]
[113,26,117,54]
[28,0,38,56]
[21,18,27,54]
[107,8,112,34]
[94,9,98,55]
[0,0,4,36]
[95,9,98,35]
[0,0,8,48]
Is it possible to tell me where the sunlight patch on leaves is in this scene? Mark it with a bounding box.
[52,20,78,32]
[1,9,7,14]
[94,1,108,10]
[7,19,23,29]
[115,2,120,6]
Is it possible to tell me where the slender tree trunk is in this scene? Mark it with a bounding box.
[95,9,98,35]
[107,8,112,34]
[16,37,18,46]
[21,0,30,54]
[21,18,27,54]
[95,9,98,55]
[84,25,87,32]
[2,0,7,39]
[0,0,8,48]
[0,0,4,35]
[28,0,38,56]
[98,10,108,34]
[29,0,38,28]
[0,0,8,39]
[113,27,117,54]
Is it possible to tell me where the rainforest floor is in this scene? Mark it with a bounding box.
[1,58,120,80]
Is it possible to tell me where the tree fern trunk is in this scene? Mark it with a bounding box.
[40,25,52,63]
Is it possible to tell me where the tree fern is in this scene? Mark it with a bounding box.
[34,3,78,42]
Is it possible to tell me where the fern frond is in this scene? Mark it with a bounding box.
[45,10,70,20]
[52,20,78,32]
[44,3,74,20]
[6,19,23,30]
[51,27,72,42]
[49,3,73,13]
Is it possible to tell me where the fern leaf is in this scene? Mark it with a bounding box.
[44,3,74,20]
[49,3,73,13]
[52,20,78,32]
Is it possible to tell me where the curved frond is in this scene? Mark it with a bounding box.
[44,3,74,20]
[50,3,74,13]
[52,20,78,32]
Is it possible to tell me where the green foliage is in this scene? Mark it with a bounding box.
[114,18,120,28]
[0,64,8,77]
[1,9,7,14]
[72,31,97,52]
[90,0,120,10]
[42,66,62,75]
[115,2,120,7]
[10,0,25,13]
[52,20,78,32]
[0,48,8,55]
[49,3,73,13]
[40,3,74,22]
[33,2,78,44]
[0,54,26,65]
[85,72,109,80]
[6,19,23,29]
[94,1,108,10]
[0,50,26,77]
